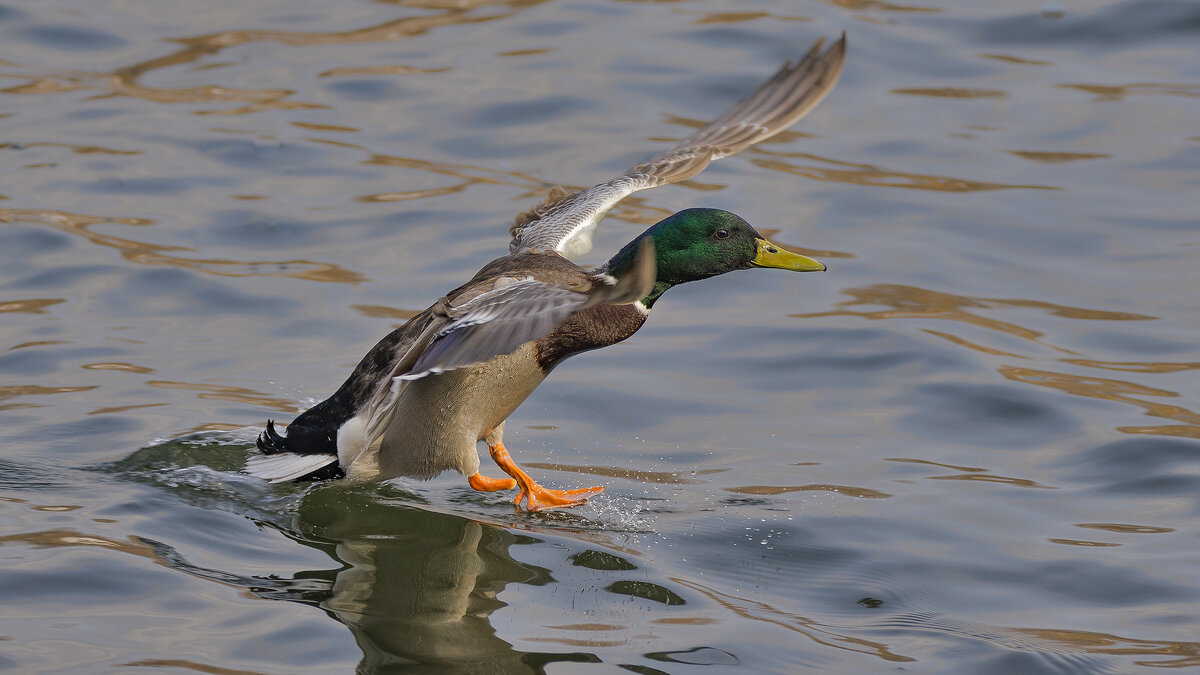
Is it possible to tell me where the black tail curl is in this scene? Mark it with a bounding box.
[256,419,289,454]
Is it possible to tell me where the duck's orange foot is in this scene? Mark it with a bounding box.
[468,473,517,492]
[515,483,604,512]
[484,425,603,512]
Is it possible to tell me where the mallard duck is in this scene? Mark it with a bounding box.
[247,35,846,510]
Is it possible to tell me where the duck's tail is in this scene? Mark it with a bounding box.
[246,420,343,482]
[255,419,289,454]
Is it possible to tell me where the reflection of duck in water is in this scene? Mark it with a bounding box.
[300,493,552,672]
[142,485,579,671]
[247,36,846,510]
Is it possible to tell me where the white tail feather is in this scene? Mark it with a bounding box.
[245,452,337,483]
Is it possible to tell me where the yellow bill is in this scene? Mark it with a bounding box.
[751,238,826,272]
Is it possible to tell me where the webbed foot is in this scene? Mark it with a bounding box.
[513,481,603,511]
[483,425,603,511]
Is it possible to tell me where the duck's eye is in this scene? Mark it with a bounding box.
[715,229,730,239]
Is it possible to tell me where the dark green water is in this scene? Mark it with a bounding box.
[2,1,1198,672]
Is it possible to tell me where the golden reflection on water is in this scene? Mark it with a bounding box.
[793,283,1151,348]
[1059,358,1200,374]
[0,528,162,562]
[1057,82,1200,102]
[1,66,325,116]
[88,403,170,416]
[886,457,986,472]
[0,1,548,114]
[82,362,156,374]
[546,622,627,631]
[0,208,366,284]
[751,155,1059,192]
[1048,538,1120,547]
[289,121,360,133]
[496,48,555,58]
[890,613,1200,669]
[799,284,1198,440]
[1015,627,1200,668]
[118,659,271,675]
[0,385,96,412]
[350,304,422,320]
[1075,523,1174,534]
[0,298,65,314]
[974,299,1153,322]
[1,141,140,156]
[1009,151,1110,164]
[922,328,1027,358]
[318,65,451,78]
[891,87,1006,99]
[652,616,719,625]
[690,11,812,25]
[979,53,1052,67]
[1116,425,1200,440]
[179,422,247,434]
[888,458,1054,489]
[814,0,938,12]
[523,636,628,648]
[999,366,1200,440]
[723,484,891,498]
[145,380,300,413]
[362,152,675,226]
[6,340,71,351]
[360,152,546,203]
[928,473,1055,489]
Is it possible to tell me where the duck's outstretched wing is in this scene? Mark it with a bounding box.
[358,240,655,452]
[403,240,654,383]
[508,33,846,259]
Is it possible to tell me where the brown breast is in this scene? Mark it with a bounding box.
[534,303,647,372]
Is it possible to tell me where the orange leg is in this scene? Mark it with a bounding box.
[484,428,603,511]
[468,472,517,492]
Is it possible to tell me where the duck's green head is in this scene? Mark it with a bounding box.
[606,208,825,307]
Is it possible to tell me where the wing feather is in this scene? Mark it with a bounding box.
[355,239,654,455]
[354,281,590,453]
[509,33,846,259]
[402,279,591,379]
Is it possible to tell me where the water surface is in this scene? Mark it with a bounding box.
[2,0,1199,672]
